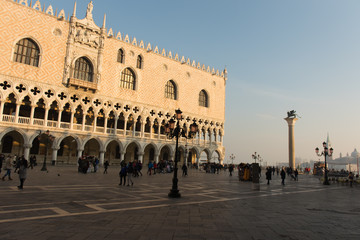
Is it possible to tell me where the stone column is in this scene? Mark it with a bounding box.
[70,111,74,129]
[82,114,86,131]
[30,104,36,125]
[0,100,4,121]
[93,115,98,132]
[77,148,84,159]
[57,110,62,128]
[154,153,159,163]
[137,151,144,163]
[44,107,49,127]
[120,151,125,162]
[141,121,145,138]
[15,102,20,123]
[123,119,127,136]
[196,156,200,169]
[114,116,118,134]
[51,147,59,165]
[104,117,108,134]
[99,151,105,165]
[284,117,298,170]
[23,143,32,161]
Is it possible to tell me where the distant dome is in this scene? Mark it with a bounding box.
[351,148,359,158]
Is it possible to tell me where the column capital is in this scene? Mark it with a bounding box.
[23,143,32,148]
[284,117,298,126]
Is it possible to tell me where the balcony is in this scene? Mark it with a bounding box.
[68,78,97,92]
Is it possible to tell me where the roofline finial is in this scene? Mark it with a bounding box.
[72,1,76,17]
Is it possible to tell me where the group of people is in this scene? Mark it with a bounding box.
[118,160,143,186]
[0,154,28,189]
[77,156,100,174]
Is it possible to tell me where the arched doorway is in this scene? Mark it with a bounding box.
[143,144,156,165]
[83,138,100,158]
[57,136,78,164]
[1,131,24,156]
[105,140,121,164]
[124,142,139,163]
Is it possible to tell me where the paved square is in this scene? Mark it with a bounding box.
[0,166,359,240]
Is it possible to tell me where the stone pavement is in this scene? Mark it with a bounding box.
[0,165,359,240]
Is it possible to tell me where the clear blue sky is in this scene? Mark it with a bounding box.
[48,0,360,165]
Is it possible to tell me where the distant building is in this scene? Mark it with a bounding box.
[0,0,226,165]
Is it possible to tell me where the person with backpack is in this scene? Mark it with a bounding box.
[103,160,109,174]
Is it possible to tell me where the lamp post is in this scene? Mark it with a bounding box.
[252,152,260,163]
[38,130,54,171]
[315,141,333,185]
[165,109,198,198]
[229,154,235,164]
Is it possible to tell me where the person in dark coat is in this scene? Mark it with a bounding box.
[17,158,28,189]
[266,167,272,185]
[280,168,286,185]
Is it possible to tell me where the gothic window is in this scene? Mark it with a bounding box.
[73,57,93,82]
[117,48,125,63]
[165,80,177,100]
[14,38,40,67]
[136,55,143,69]
[199,90,208,107]
[120,68,136,90]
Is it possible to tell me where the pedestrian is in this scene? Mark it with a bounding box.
[17,158,28,189]
[182,163,188,176]
[266,167,272,185]
[0,154,4,174]
[2,155,13,181]
[229,164,234,176]
[126,162,134,186]
[280,168,286,185]
[294,169,299,181]
[349,172,354,187]
[119,163,127,186]
[147,161,153,175]
[103,160,109,174]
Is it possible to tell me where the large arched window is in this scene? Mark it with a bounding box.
[73,57,93,82]
[165,80,177,100]
[14,38,40,67]
[136,55,143,69]
[199,90,208,107]
[120,68,136,90]
[117,48,125,63]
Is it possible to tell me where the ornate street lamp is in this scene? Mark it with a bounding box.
[252,152,260,163]
[38,130,55,171]
[315,141,333,185]
[229,154,235,164]
[165,109,198,198]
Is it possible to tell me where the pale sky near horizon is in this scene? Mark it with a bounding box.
[44,0,360,165]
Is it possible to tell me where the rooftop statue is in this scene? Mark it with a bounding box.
[287,110,301,118]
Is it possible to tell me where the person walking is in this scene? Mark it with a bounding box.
[182,163,188,176]
[147,161,153,175]
[126,162,134,186]
[17,158,28,189]
[294,169,299,181]
[349,172,354,187]
[0,154,4,174]
[266,167,272,185]
[119,163,127,186]
[103,160,109,174]
[280,167,286,185]
[229,164,234,176]
[2,155,13,181]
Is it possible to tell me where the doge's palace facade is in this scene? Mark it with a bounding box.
[0,0,226,166]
